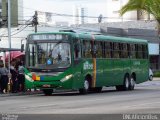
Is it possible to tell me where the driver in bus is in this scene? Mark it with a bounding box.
[57,52,62,62]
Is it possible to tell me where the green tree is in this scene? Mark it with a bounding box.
[119,0,160,34]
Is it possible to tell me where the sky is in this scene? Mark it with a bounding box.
[0,0,109,52]
[23,0,108,22]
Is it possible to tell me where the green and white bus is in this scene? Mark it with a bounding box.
[24,31,149,95]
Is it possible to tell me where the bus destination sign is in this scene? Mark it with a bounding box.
[31,34,68,40]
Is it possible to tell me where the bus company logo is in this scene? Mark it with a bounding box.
[83,61,93,70]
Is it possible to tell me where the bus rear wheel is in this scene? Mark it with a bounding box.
[43,89,53,95]
[116,75,129,91]
[129,75,135,90]
[79,80,90,94]
[123,75,130,91]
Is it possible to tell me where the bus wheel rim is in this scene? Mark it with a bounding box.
[125,77,129,88]
[130,77,135,87]
[84,80,89,90]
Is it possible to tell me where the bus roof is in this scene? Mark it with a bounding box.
[28,31,148,44]
[78,33,148,44]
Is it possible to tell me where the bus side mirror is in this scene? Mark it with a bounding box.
[21,44,24,52]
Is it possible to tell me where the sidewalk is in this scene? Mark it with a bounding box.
[153,77,160,81]
[1,78,160,97]
[0,90,42,97]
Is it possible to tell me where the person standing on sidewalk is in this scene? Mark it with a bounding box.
[10,61,18,93]
[0,64,9,93]
[18,61,25,92]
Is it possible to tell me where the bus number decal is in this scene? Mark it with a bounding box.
[83,61,93,70]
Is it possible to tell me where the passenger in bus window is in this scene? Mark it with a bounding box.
[57,52,62,62]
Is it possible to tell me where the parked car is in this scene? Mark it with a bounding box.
[149,68,153,81]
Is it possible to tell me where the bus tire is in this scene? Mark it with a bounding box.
[116,75,129,91]
[79,79,90,94]
[43,89,53,96]
[129,75,135,90]
[123,75,130,91]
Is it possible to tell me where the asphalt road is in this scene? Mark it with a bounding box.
[0,80,160,120]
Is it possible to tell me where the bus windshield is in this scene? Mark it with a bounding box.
[27,42,71,69]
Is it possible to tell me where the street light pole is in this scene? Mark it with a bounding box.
[8,0,11,72]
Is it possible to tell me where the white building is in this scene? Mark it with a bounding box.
[73,5,88,25]
[0,0,2,22]
[105,0,135,22]
[18,0,24,25]
[105,0,154,22]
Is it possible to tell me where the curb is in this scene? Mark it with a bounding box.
[153,77,160,81]
[0,91,42,97]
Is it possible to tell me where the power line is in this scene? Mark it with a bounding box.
[11,24,29,36]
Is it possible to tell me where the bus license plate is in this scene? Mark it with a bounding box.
[43,84,51,87]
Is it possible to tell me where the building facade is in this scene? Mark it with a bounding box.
[0,0,2,25]
[1,0,23,27]
[105,0,153,22]
[73,6,88,25]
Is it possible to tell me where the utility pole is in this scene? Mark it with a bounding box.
[8,0,11,72]
[34,11,38,33]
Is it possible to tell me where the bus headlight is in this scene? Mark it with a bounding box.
[60,74,73,82]
[25,74,34,82]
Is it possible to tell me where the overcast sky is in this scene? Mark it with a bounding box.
[23,0,107,18]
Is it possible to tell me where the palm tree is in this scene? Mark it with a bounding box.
[119,0,160,34]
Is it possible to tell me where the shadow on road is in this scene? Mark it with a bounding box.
[37,85,160,97]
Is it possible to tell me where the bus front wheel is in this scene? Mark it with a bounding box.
[79,80,90,94]
[43,89,53,96]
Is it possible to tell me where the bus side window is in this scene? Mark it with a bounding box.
[113,43,120,58]
[119,43,123,58]
[127,44,131,58]
[74,39,81,60]
[105,42,111,58]
[95,41,103,58]
[82,40,92,58]
[131,44,136,59]
[138,44,143,59]
[142,45,148,59]
[135,44,139,59]
[121,43,128,58]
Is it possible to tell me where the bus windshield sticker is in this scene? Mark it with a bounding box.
[83,61,93,70]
